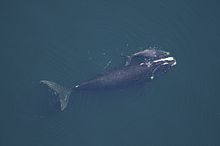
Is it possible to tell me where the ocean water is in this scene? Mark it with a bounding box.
[1,0,220,145]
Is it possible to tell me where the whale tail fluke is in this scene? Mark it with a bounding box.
[40,80,72,111]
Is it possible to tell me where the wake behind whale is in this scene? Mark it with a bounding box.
[40,48,176,111]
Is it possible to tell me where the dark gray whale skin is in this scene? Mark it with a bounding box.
[74,64,152,90]
[40,49,176,111]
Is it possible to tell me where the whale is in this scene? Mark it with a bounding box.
[123,47,170,66]
[40,48,176,111]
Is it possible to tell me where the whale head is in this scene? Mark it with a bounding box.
[149,56,176,79]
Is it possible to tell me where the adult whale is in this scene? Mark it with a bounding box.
[40,49,176,111]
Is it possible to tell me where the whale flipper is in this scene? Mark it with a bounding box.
[40,80,72,111]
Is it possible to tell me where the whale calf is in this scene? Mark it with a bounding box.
[123,48,170,66]
[40,48,176,111]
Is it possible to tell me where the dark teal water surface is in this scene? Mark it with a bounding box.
[1,0,220,145]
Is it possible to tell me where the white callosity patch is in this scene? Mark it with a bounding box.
[153,56,176,66]
[171,61,177,66]
[139,62,151,67]
[162,62,169,65]
[153,57,175,63]
[140,63,145,66]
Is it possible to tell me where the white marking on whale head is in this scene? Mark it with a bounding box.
[140,63,145,66]
[153,57,175,63]
[140,62,152,67]
[171,61,176,66]
[153,56,176,66]
[75,85,79,88]
[162,62,169,65]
